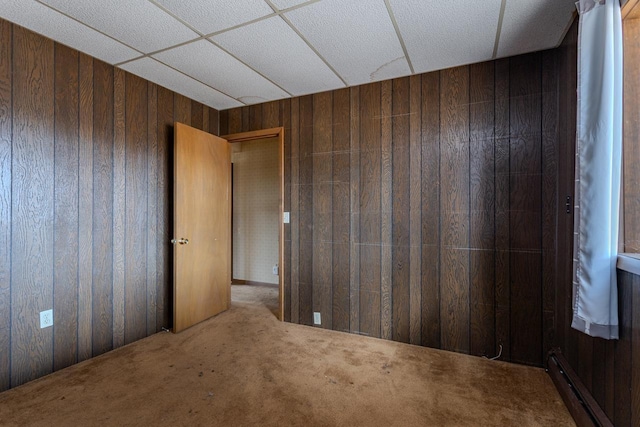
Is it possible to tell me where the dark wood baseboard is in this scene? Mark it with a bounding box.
[547,349,612,427]
[231,279,278,288]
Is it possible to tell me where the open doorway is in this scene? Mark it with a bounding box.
[223,128,285,321]
[230,137,279,317]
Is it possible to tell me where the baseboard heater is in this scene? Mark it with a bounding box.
[547,349,612,427]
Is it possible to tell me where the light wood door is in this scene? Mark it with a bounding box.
[173,122,230,333]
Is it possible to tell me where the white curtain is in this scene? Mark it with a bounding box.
[572,0,622,340]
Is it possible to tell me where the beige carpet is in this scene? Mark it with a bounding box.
[0,285,574,426]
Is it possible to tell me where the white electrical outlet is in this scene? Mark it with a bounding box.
[40,309,53,329]
[272,264,279,275]
[313,312,321,325]
[283,212,290,224]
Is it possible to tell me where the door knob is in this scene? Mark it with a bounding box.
[171,238,189,245]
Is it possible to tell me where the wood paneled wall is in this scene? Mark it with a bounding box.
[557,269,640,427]
[0,20,219,391]
[553,17,640,427]
[623,17,640,252]
[221,45,566,367]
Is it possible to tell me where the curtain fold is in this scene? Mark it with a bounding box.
[571,0,622,340]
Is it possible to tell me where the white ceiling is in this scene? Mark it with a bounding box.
[0,0,577,110]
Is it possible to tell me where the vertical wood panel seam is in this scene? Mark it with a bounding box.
[358,94,361,333]
[348,96,351,327]
[2,21,15,388]
[75,50,80,363]
[147,83,151,336]
[113,69,125,349]
[419,82,422,343]
[91,60,96,353]
[86,55,94,357]
[140,83,147,332]
[382,87,387,334]
[139,79,148,340]
[438,72,441,348]
[291,97,300,324]
[438,71,442,343]
[150,86,152,335]
[491,63,497,354]
[632,279,637,427]
[385,83,389,339]
[359,89,363,335]
[8,22,13,387]
[112,72,116,349]
[330,94,334,330]
[508,58,512,359]
[154,84,159,333]
[145,84,149,336]
[468,66,472,351]
[311,98,314,323]
[632,274,639,426]
[493,63,498,355]
[123,77,127,346]
[539,58,544,358]
[409,75,422,345]
[381,85,384,339]
[51,43,57,372]
[380,82,391,340]
[155,89,159,331]
[349,87,361,333]
[91,60,103,351]
[295,101,300,323]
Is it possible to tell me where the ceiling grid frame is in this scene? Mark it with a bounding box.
[0,0,578,110]
[266,0,349,87]
[383,0,415,75]
[211,13,345,96]
[118,0,322,103]
[30,0,144,59]
[492,0,509,59]
[39,0,200,52]
[202,38,295,98]
[125,55,243,106]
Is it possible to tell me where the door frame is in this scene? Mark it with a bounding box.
[222,127,285,321]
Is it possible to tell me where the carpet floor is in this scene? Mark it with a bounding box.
[0,285,574,426]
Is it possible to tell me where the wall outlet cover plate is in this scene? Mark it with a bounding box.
[40,309,53,329]
[313,312,321,325]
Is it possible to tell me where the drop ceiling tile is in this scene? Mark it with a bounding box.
[152,0,274,35]
[119,57,242,110]
[0,0,139,64]
[284,0,410,85]
[212,16,344,96]
[270,0,311,11]
[497,0,576,58]
[40,0,198,53]
[153,40,289,104]
[390,0,502,74]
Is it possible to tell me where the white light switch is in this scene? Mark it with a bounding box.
[283,212,290,224]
